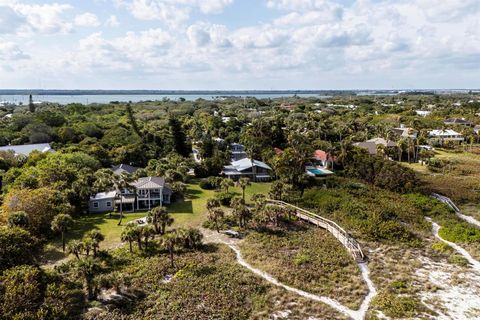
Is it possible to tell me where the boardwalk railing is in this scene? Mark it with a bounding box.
[431,193,461,213]
[266,199,365,262]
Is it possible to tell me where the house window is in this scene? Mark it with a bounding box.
[163,195,169,202]
[106,201,112,208]
[93,202,99,208]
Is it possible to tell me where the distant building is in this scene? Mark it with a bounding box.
[354,138,396,156]
[428,130,464,144]
[415,110,431,117]
[0,143,54,156]
[444,118,474,127]
[223,158,272,182]
[393,125,418,139]
[230,143,248,161]
[89,176,172,213]
[112,164,140,175]
[474,125,480,135]
[312,149,336,168]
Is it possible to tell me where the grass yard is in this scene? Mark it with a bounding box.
[44,181,272,263]
[404,148,480,204]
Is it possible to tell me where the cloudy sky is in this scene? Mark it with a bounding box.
[0,0,479,90]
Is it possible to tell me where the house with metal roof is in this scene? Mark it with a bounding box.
[444,118,474,127]
[223,158,272,182]
[230,143,248,161]
[428,129,464,145]
[111,164,140,175]
[0,143,54,156]
[89,176,172,213]
[353,138,396,156]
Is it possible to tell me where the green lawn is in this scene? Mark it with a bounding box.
[46,181,272,261]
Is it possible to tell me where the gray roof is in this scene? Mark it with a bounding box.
[112,164,140,175]
[354,138,396,155]
[90,191,117,201]
[444,118,474,126]
[0,143,54,156]
[224,158,272,173]
[131,177,167,189]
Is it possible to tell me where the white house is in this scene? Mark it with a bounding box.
[0,143,54,156]
[415,110,431,117]
[428,129,464,144]
[89,176,172,213]
[223,158,272,182]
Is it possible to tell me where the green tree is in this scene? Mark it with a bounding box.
[220,178,234,193]
[121,225,137,253]
[208,208,225,233]
[67,240,84,260]
[143,225,156,249]
[84,230,104,257]
[51,213,74,252]
[147,206,173,235]
[0,226,38,271]
[7,211,29,229]
[236,177,251,201]
[160,232,181,268]
[231,197,251,228]
[75,257,101,300]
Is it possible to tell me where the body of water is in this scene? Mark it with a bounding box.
[0,93,327,105]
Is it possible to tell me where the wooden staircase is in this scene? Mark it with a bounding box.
[266,200,366,263]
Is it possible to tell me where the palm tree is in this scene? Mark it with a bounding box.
[251,193,266,213]
[181,228,203,249]
[208,208,225,232]
[142,225,155,249]
[94,169,133,225]
[85,230,104,257]
[160,232,181,268]
[51,213,73,252]
[231,197,251,228]
[76,257,101,300]
[121,225,137,253]
[115,172,134,226]
[220,178,234,193]
[147,206,171,234]
[206,198,221,211]
[397,138,407,162]
[158,209,174,235]
[237,177,251,201]
[67,240,84,259]
[82,237,93,256]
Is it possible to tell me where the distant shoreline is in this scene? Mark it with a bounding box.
[0,89,478,96]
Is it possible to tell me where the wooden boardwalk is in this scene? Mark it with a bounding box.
[266,200,366,262]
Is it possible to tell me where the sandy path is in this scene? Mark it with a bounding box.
[202,228,377,320]
[427,218,480,271]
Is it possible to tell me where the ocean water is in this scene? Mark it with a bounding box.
[0,93,325,105]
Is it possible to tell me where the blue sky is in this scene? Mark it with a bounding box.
[0,0,479,89]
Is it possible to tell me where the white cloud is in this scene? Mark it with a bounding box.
[105,15,120,27]
[119,0,234,26]
[0,1,72,35]
[74,13,101,27]
[1,0,479,89]
[0,42,29,60]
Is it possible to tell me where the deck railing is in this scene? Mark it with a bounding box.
[266,199,365,262]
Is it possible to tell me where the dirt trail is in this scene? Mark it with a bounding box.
[202,228,377,320]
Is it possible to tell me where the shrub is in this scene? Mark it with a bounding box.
[199,178,215,190]
[293,252,311,266]
[0,226,39,271]
[215,192,235,206]
[373,291,420,318]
